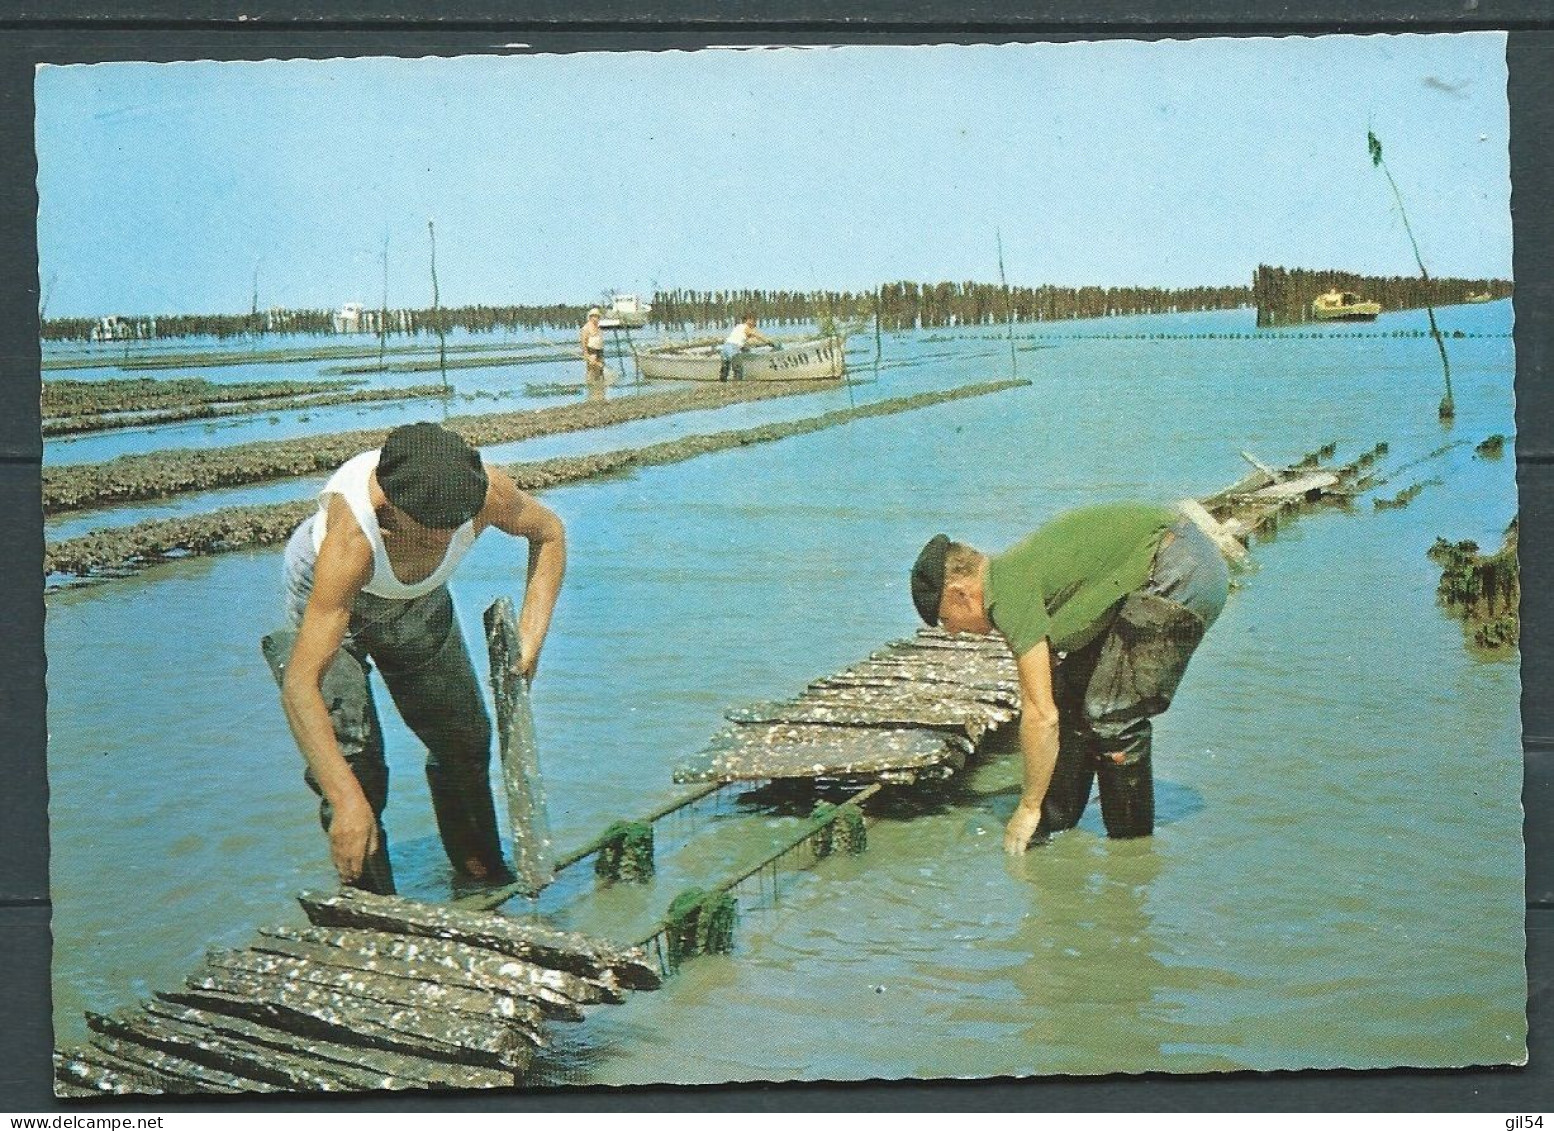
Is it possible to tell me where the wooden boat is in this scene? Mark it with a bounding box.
[1310,289,1381,321]
[636,335,846,383]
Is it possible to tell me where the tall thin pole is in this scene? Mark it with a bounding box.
[428,220,449,399]
[1369,130,1453,421]
[248,262,261,355]
[996,229,1017,381]
[873,285,883,384]
[826,286,854,409]
[378,232,390,372]
[39,272,57,322]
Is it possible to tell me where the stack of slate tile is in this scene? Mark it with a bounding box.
[676,628,1021,785]
[53,889,660,1096]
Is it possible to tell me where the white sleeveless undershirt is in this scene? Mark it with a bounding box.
[312,450,480,600]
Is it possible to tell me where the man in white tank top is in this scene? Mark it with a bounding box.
[263,422,566,895]
[718,311,776,381]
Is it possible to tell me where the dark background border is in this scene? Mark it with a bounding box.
[2,5,1551,1111]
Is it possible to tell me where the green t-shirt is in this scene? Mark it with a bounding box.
[985,502,1178,657]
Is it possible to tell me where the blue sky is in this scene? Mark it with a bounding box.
[35,33,1511,318]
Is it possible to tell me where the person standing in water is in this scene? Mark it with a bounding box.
[909,503,1228,855]
[719,311,777,381]
[266,422,566,893]
[580,307,607,399]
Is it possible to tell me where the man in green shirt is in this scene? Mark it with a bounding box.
[910,503,1229,854]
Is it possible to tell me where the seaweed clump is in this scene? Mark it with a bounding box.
[594,820,656,883]
[1475,434,1506,459]
[810,802,868,858]
[1374,478,1441,511]
[664,888,738,970]
[1428,517,1519,650]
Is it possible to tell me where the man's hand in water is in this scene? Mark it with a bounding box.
[329,795,380,884]
[1003,798,1044,856]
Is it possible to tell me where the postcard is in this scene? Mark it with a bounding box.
[37,33,1524,1097]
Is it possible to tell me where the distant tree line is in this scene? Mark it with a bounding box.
[1252,264,1512,327]
[41,269,1514,343]
[42,310,338,342]
[42,283,1254,343]
[651,283,1251,332]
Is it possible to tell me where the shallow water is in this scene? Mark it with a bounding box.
[43,342,948,544]
[42,341,632,467]
[44,302,1524,1083]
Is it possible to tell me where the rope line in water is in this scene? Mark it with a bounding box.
[634,782,882,971]
[455,780,724,912]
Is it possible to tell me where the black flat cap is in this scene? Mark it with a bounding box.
[377,422,488,529]
[911,534,951,626]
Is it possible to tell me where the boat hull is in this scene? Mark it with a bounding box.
[1310,309,1379,322]
[1310,290,1381,322]
[636,336,846,382]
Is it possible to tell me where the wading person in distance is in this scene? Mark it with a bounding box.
[580,306,606,399]
[265,421,566,894]
[719,311,776,381]
[910,503,1229,854]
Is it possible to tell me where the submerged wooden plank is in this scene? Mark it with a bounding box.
[88,1008,385,1092]
[1245,471,1340,501]
[298,888,661,991]
[160,985,518,1075]
[143,999,503,1090]
[54,1048,165,1096]
[1176,498,1249,563]
[814,657,1019,693]
[678,723,971,783]
[886,630,1012,656]
[166,968,533,1071]
[780,684,1018,717]
[83,1032,277,1094]
[484,597,556,897]
[668,624,1021,783]
[250,931,586,1021]
[1238,450,1279,479]
[202,947,548,1039]
[261,923,618,1006]
[727,697,1011,739]
[873,639,1017,678]
[55,1080,114,1099]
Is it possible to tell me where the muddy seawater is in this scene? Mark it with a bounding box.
[44,302,1525,1084]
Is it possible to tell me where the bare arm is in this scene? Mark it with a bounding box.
[481,465,567,678]
[1003,639,1062,855]
[279,497,378,882]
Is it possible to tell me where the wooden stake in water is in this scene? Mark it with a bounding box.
[1368,129,1454,421]
[484,597,556,897]
[996,228,1017,381]
[250,262,261,339]
[378,231,390,373]
[873,285,883,383]
[39,271,57,321]
[428,219,450,402]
